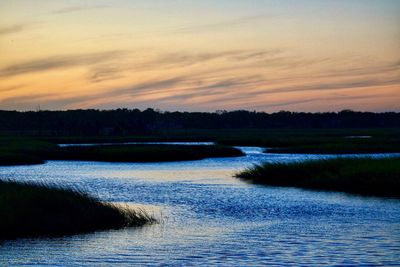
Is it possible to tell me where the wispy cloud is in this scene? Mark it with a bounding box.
[50,5,108,15]
[151,75,261,103]
[0,22,40,36]
[103,78,185,98]
[0,92,55,110]
[16,77,189,109]
[63,75,261,109]
[296,60,400,81]
[171,14,271,34]
[140,49,284,70]
[196,76,400,107]
[0,50,128,77]
[255,93,390,110]
[0,92,93,111]
[0,85,23,93]
[0,74,395,111]
[253,77,400,96]
[89,65,124,83]
[1,46,398,111]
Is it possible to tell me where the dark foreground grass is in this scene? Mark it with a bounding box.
[49,144,244,162]
[236,157,400,197]
[0,180,155,239]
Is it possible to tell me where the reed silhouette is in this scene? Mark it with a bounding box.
[0,180,155,239]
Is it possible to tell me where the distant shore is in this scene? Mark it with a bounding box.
[1,128,400,166]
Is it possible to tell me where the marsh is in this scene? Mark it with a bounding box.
[1,145,399,266]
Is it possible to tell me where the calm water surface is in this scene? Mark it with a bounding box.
[1,146,399,266]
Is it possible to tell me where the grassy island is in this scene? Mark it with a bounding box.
[49,144,244,163]
[236,157,400,198]
[0,138,58,166]
[0,137,244,166]
[0,180,154,239]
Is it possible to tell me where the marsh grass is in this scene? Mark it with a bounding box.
[50,144,244,162]
[0,136,244,165]
[40,129,400,155]
[236,157,400,197]
[0,180,155,239]
[264,140,400,154]
[1,129,400,166]
[215,128,400,153]
[0,138,57,166]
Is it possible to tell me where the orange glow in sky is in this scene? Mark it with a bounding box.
[1,0,399,111]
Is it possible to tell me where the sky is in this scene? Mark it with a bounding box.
[0,0,399,112]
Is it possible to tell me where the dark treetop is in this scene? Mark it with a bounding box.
[1,109,399,136]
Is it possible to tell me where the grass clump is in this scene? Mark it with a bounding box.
[0,180,155,239]
[50,144,244,162]
[236,157,400,197]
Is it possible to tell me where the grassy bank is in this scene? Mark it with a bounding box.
[38,128,400,149]
[265,142,400,154]
[215,128,400,154]
[0,136,243,166]
[1,128,400,166]
[0,138,58,166]
[236,157,400,197]
[50,144,244,162]
[0,180,154,239]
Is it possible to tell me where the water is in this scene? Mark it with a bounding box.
[1,146,399,266]
[58,142,214,147]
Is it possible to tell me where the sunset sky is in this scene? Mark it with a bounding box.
[1,0,399,112]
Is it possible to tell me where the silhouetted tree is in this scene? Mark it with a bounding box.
[0,109,399,136]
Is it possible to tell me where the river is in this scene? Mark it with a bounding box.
[1,146,399,266]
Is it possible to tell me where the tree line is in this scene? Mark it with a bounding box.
[0,109,399,136]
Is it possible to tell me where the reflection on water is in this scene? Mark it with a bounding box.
[58,141,215,147]
[1,146,399,266]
